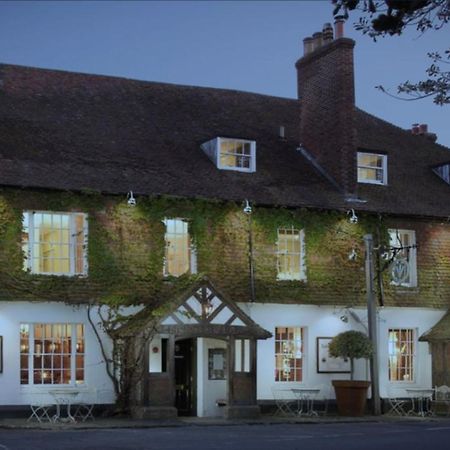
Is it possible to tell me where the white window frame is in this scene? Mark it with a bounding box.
[20,323,85,386]
[201,137,256,173]
[274,326,305,383]
[388,328,416,383]
[276,227,306,281]
[357,152,388,185]
[163,218,197,277]
[388,229,417,287]
[22,211,88,276]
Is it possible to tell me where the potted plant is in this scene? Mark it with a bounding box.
[328,330,374,416]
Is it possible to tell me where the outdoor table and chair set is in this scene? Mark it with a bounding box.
[272,386,327,417]
[27,388,96,424]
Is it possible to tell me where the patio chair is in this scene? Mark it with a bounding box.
[28,400,54,423]
[386,389,407,416]
[73,389,96,422]
[432,385,450,416]
[271,387,296,416]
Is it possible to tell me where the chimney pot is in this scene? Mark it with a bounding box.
[322,23,334,44]
[303,37,314,56]
[334,15,345,39]
[312,32,323,51]
[411,123,420,135]
[419,123,428,134]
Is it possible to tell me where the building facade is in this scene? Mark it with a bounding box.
[0,21,449,418]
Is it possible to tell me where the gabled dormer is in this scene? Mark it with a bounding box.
[201,137,256,173]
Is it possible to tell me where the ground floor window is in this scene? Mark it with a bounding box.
[275,326,304,382]
[388,328,415,382]
[20,323,85,385]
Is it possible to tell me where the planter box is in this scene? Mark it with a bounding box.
[332,380,370,416]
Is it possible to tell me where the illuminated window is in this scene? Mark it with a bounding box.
[163,218,196,277]
[275,327,304,382]
[357,152,387,185]
[20,323,85,385]
[201,137,256,173]
[22,212,88,276]
[388,328,415,382]
[388,229,417,287]
[276,227,306,281]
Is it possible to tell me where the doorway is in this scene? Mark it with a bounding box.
[174,338,196,416]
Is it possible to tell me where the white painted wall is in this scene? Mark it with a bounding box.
[0,301,116,406]
[196,337,227,417]
[239,303,446,401]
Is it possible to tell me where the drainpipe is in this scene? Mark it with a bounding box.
[244,200,256,302]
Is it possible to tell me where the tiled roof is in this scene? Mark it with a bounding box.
[0,63,449,217]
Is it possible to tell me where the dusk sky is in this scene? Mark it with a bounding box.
[1,0,449,148]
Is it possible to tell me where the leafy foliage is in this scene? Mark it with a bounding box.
[332,0,450,104]
[329,330,373,379]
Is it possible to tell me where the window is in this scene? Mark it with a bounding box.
[276,227,306,281]
[388,229,417,287]
[201,137,256,173]
[22,211,88,276]
[388,328,415,382]
[275,327,304,382]
[433,163,450,185]
[163,218,196,277]
[20,323,85,385]
[357,152,387,185]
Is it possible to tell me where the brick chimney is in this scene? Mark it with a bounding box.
[296,18,357,198]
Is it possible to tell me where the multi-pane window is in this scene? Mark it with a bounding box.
[220,139,253,171]
[275,327,304,382]
[388,328,415,382]
[22,212,88,276]
[163,218,196,277]
[200,137,256,173]
[357,152,387,185]
[388,229,417,287]
[276,227,306,281]
[20,323,85,385]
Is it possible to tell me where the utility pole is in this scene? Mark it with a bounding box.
[364,234,381,415]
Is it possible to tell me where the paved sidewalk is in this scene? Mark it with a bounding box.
[1,413,449,430]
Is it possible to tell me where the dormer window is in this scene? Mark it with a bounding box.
[433,163,450,185]
[357,152,387,185]
[201,137,256,173]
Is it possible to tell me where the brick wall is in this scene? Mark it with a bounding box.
[0,189,449,309]
[296,38,357,197]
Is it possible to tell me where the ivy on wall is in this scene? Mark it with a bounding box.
[0,187,447,309]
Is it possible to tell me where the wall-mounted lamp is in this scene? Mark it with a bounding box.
[127,191,136,207]
[348,248,358,261]
[347,208,358,224]
[243,199,252,215]
[203,298,213,317]
[340,314,349,323]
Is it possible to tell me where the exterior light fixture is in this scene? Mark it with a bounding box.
[340,314,349,323]
[127,191,136,207]
[348,248,357,261]
[347,208,358,224]
[203,298,213,317]
[243,199,252,214]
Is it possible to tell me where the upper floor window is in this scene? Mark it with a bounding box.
[388,328,415,382]
[20,323,85,385]
[276,227,306,281]
[388,229,417,287]
[22,211,88,276]
[163,218,196,277]
[274,326,304,382]
[433,163,450,185]
[201,137,256,173]
[357,152,387,185]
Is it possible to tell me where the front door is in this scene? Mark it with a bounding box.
[174,338,196,416]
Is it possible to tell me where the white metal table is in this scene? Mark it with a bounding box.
[291,388,321,416]
[405,388,434,417]
[50,389,80,423]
